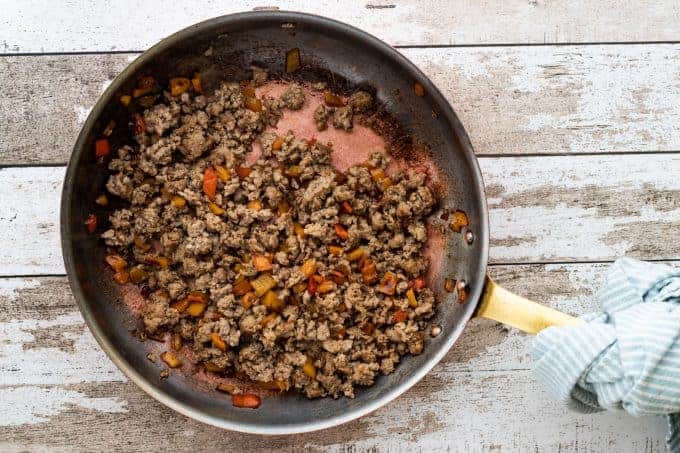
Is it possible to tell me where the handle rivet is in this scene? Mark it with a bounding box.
[456,279,467,291]
[465,230,474,244]
[430,325,442,337]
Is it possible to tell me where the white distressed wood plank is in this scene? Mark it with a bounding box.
[2,0,680,53]
[0,271,669,451]
[4,45,680,165]
[2,154,678,275]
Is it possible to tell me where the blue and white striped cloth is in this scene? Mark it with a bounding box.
[532,258,680,452]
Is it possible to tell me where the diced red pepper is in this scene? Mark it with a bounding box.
[334,224,349,241]
[94,139,110,158]
[236,167,252,178]
[85,214,97,233]
[232,393,261,409]
[307,276,319,295]
[203,167,218,201]
[411,277,427,291]
[133,113,146,135]
[391,309,408,324]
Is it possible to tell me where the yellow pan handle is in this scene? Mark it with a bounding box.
[476,276,583,334]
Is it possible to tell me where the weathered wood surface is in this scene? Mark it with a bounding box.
[2,0,679,53]
[3,154,678,275]
[0,264,671,451]
[4,45,680,165]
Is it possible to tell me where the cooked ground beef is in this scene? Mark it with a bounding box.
[101,78,438,399]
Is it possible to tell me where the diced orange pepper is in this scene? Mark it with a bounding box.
[262,290,285,312]
[119,95,132,106]
[85,214,97,233]
[406,288,418,308]
[360,258,378,285]
[253,255,273,272]
[302,358,317,379]
[293,223,305,238]
[277,199,290,215]
[300,259,317,278]
[95,194,109,206]
[414,82,425,97]
[328,245,343,255]
[104,254,127,272]
[113,271,129,285]
[214,165,231,182]
[346,248,365,262]
[334,224,349,241]
[171,298,189,313]
[169,77,191,96]
[241,292,257,309]
[246,200,262,211]
[170,196,186,207]
[284,165,302,178]
[244,96,262,112]
[271,136,285,150]
[317,280,336,294]
[450,210,469,233]
[203,167,218,201]
[444,278,455,293]
[94,138,110,158]
[208,202,225,215]
[377,272,397,295]
[186,301,207,317]
[232,393,261,409]
[251,274,277,297]
[232,277,253,296]
[129,266,147,284]
[160,351,182,368]
[211,332,227,351]
[191,73,202,93]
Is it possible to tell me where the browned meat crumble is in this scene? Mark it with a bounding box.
[100,74,438,399]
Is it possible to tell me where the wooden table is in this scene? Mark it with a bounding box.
[1,2,678,451]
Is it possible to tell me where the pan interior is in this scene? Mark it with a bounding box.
[61,12,488,433]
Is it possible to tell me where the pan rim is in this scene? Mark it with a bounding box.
[60,10,489,435]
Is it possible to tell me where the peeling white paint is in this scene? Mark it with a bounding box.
[0,386,127,426]
[0,279,41,301]
[0,312,125,385]
[75,106,92,124]
[100,79,112,93]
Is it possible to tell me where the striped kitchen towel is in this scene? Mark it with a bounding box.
[532,258,680,452]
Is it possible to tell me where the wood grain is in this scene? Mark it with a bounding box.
[0,265,670,451]
[2,0,679,53]
[2,154,678,275]
[4,46,680,165]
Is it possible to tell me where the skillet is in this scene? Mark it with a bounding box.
[61,11,579,434]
